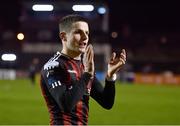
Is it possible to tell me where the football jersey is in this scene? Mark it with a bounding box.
[40,52,115,125]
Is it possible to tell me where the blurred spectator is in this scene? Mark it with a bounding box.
[142,64,153,73]
[118,62,135,83]
[37,29,52,41]
[29,58,39,84]
[2,30,15,40]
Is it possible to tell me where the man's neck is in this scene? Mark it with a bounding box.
[61,49,81,60]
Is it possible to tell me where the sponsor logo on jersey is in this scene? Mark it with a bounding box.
[67,70,77,74]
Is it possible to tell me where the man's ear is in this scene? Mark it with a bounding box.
[59,32,67,41]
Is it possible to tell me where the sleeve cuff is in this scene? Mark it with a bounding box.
[106,74,117,82]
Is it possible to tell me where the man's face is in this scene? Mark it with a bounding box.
[64,21,89,54]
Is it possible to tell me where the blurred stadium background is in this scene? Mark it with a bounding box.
[0,0,180,125]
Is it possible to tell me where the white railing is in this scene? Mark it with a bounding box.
[0,69,16,80]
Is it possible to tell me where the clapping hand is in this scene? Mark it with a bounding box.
[83,44,94,76]
[107,49,126,78]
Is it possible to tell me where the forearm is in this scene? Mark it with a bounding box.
[62,72,92,112]
[102,80,115,109]
[91,77,115,109]
[42,71,92,112]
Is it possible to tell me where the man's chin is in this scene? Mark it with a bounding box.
[79,48,86,53]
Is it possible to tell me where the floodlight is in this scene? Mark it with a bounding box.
[17,33,24,40]
[98,7,106,14]
[72,5,94,12]
[1,54,17,61]
[32,4,54,11]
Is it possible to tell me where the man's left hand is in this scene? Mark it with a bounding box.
[107,49,126,79]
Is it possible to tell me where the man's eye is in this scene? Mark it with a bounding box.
[74,30,81,34]
[86,32,89,35]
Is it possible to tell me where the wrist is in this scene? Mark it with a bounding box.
[84,71,94,77]
[106,73,117,81]
[84,67,94,76]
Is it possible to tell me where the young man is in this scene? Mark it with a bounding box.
[40,14,126,125]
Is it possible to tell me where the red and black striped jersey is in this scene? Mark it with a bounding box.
[40,52,115,125]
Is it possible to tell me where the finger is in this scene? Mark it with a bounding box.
[90,46,94,66]
[90,44,94,60]
[84,45,91,65]
[120,58,126,65]
[84,45,90,55]
[119,49,126,65]
[85,44,90,51]
[120,54,126,63]
[88,44,94,72]
[122,49,126,55]
[109,52,116,63]
[86,45,91,59]
[86,44,94,66]
[88,44,93,61]
[112,52,116,61]
[120,53,126,60]
[114,59,125,70]
[88,44,93,54]
[120,49,126,61]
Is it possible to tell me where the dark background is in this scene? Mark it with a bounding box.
[1,1,180,32]
[0,0,180,73]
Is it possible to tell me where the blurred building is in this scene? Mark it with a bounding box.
[0,0,110,76]
[1,1,180,78]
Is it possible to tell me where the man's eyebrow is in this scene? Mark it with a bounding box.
[74,28,89,33]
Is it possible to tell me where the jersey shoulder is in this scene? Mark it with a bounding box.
[43,52,63,71]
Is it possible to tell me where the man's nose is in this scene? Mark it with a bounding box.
[82,33,88,40]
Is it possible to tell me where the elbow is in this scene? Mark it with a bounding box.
[102,96,115,110]
[101,100,114,110]
[103,103,114,110]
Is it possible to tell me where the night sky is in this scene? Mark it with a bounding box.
[108,1,180,32]
[1,1,180,32]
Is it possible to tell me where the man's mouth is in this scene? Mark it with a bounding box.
[79,42,87,48]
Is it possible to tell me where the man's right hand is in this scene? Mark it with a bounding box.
[83,44,94,76]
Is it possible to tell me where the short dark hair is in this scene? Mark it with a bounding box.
[59,14,88,33]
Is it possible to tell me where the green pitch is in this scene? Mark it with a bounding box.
[0,79,180,125]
